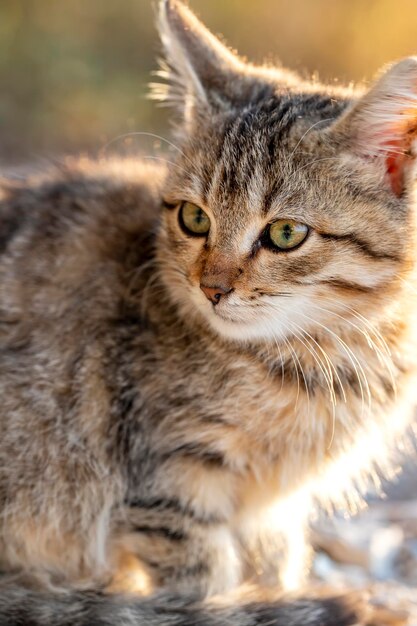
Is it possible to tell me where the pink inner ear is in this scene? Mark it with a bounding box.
[385,146,407,196]
[381,117,417,196]
[356,89,417,196]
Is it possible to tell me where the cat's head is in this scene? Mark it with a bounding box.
[154,0,417,343]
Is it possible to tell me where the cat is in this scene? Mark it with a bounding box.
[0,0,417,624]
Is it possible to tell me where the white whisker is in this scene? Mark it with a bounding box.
[297,310,371,417]
[289,118,334,160]
[100,131,194,168]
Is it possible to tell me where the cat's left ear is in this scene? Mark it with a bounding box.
[152,0,248,125]
[335,58,417,196]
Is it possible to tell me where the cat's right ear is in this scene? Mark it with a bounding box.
[334,57,417,197]
[151,0,245,127]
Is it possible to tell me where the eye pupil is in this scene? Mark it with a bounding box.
[282,224,292,240]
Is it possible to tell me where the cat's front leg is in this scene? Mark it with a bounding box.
[108,504,242,597]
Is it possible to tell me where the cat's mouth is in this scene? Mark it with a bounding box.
[204,294,252,323]
[191,284,251,324]
[196,288,273,338]
[191,283,317,344]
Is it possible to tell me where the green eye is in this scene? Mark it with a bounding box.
[179,202,211,236]
[268,219,309,250]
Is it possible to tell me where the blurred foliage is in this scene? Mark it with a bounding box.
[1,0,417,164]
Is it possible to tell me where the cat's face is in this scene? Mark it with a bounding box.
[159,106,413,343]
[156,1,417,344]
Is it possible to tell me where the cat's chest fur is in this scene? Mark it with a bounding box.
[115,293,396,525]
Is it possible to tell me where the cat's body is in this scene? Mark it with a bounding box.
[1,1,417,624]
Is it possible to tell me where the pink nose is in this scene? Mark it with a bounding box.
[200,284,232,305]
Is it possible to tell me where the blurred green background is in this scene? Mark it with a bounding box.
[1,0,417,165]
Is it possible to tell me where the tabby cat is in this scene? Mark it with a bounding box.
[0,1,417,624]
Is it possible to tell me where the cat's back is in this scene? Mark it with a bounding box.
[0,157,167,440]
[0,157,167,328]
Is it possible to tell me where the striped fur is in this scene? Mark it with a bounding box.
[0,1,417,624]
